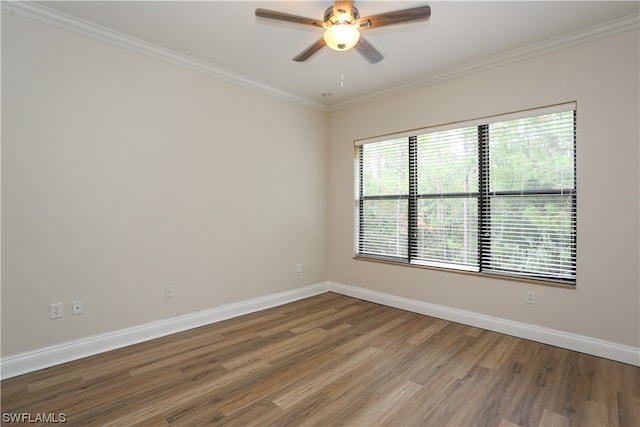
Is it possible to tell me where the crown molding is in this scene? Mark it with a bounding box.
[3,1,637,113]
[2,0,330,112]
[331,12,640,111]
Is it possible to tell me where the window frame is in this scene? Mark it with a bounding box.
[354,103,577,287]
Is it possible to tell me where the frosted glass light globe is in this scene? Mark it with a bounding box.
[323,24,360,51]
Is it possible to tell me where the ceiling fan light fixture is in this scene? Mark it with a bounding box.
[323,23,360,51]
[256,3,431,62]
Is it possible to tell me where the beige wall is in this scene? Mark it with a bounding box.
[327,30,640,348]
[1,12,328,356]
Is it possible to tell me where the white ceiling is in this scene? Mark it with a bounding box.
[25,1,640,109]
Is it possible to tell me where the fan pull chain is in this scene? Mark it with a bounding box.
[340,61,345,88]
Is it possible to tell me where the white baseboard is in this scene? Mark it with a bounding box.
[3,280,637,379]
[0,282,330,379]
[326,281,640,367]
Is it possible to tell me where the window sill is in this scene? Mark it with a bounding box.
[353,255,576,289]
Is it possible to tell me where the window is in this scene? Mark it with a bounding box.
[355,103,576,285]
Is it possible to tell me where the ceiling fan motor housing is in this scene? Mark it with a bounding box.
[324,5,359,24]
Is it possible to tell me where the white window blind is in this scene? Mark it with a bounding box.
[355,103,577,284]
[357,138,409,259]
[480,110,576,281]
[414,127,479,268]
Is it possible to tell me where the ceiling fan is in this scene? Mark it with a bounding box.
[255,1,431,64]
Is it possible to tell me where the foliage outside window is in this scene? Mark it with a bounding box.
[355,103,577,285]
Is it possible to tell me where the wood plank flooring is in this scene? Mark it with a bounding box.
[2,293,639,426]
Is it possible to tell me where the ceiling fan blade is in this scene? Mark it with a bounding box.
[255,8,325,28]
[293,38,327,62]
[354,37,383,64]
[359,5,431,29]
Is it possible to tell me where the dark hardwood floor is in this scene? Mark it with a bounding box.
[2,292,638,426]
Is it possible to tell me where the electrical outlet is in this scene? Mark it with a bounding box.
[72,300,84,315]
[526,290,536,305]
[296,263,302,273]
[165,285,175,298]
[50,303,63,319]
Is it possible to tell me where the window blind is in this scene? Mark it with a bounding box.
[357,138,409,259]
[413,127,479,268]
[355,103,577,284]
[480,110,577,281]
